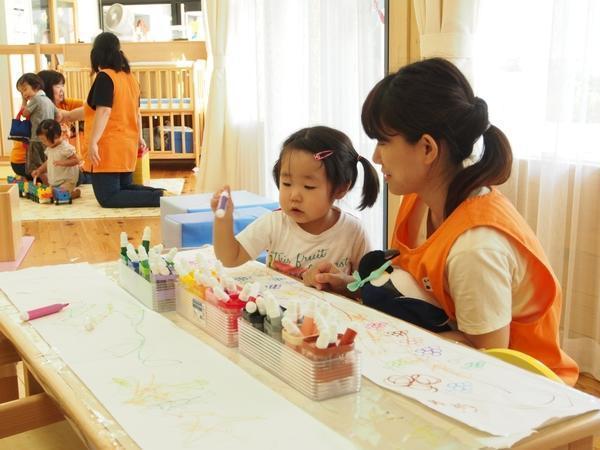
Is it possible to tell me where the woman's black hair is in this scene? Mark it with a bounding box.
[272,126,379,210]
[90,32,130,73]
[16,73,44,90]
[37,70,66,104]
[361,57,512,218]
[36,119,62,143]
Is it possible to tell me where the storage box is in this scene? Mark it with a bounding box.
[160,191,279,247]
[176,283,242,347]
[118,262,178,312]
[159,126,193,153]
[0,184,22,262]
[238,318,361,400]
[163,206,271,249]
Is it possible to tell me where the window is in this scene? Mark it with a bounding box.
[472,0,600,164]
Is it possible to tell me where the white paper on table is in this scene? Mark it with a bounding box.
[0,263,356,450]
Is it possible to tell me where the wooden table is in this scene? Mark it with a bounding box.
[0,264,598,450]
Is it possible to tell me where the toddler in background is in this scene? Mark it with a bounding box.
[16,73,58,176]
[31,119,81,199]
[212,125,380,280]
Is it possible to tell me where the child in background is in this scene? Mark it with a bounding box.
[31,119,81,199]
[16,73,58,177]
[212,125,380,279]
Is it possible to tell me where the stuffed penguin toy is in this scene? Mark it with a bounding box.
[348,249,451,332]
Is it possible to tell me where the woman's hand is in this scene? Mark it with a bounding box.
[88,142,101,166]
[302,261,354,295]
[138,136,147,150]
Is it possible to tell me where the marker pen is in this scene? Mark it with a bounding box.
[255,296,267,316]
[300,302,316,336]
[238,283,252,302]
[138,245,151,281]
[315,330,330,350]
[126,244,140,273]
[338,326,357,346]
[142,226,151,253]
[164,248,178,268]
[214,191,229,218]
[119,232,128,264]
[264,302,282,341]
[242,300,264,331]
[21,303,69,321]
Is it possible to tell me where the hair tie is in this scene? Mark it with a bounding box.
[357,154,362,164]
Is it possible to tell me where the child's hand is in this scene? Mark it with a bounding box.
[302,261,354,294]
[53,160,64,167]
[211,186,234,219]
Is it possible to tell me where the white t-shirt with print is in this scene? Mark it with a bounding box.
[44,140,79,187]
[236,208,371,277]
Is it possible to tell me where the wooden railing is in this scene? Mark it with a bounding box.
[0,41,206,162]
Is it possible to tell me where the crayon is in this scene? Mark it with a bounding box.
[21,303,69,321]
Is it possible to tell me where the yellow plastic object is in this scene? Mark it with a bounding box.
[133,151,150,185]
[484,348,564,383]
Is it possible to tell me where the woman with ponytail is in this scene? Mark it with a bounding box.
[312,58,578,385]
[61,32,164,207]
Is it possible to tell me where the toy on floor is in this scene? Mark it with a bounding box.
[16,180,72,205]
[6,175,27,184]
[347,249,452,333]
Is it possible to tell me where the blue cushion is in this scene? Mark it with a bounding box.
[164,206,272,249]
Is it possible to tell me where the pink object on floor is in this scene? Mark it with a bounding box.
[0,236,34,271]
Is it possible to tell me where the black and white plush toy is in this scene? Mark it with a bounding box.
[347,249,451,332]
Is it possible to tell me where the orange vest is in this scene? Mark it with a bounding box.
[83,69,139,173]
[391,189,579,385]
[10,141,26,164]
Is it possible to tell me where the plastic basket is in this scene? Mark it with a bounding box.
[238,317,361,400]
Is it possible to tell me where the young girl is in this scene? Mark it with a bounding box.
[310,58,578,385]
[16,73,58,176]
[211,126,380,278]
[31,119,81,199]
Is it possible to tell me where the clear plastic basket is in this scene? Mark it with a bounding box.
[238,317,361,400]
[118,261,177,312]
[175,283,241,347]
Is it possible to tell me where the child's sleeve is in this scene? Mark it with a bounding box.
[61,144,76,159]
[235,212,273,260]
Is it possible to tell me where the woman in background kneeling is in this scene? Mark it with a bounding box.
[61,32,164,207]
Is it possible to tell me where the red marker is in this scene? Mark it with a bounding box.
[338,327,357,346]
[20,303,69,321]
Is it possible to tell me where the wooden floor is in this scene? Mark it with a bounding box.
[2,162,600,448]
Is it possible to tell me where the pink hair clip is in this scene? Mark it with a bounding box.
[314,150,334,161]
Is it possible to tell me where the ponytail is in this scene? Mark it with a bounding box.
[357,156,380,210]
[444,125,512,217]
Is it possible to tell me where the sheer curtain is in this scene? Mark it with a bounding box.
[198,0,385,247]
[472,0,600,380]
[413,0,479,77]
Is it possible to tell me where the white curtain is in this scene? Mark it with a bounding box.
[413,0,479,78]
[472,0,600,380]
[196,0,265,195]
[197,0,385,248]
